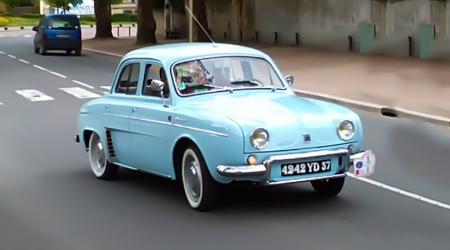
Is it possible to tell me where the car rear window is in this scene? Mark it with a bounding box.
[48,17,79,30]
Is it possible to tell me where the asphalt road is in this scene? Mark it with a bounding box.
[1,32,449,250]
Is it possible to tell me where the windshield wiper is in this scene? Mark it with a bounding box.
[230,80,261,86]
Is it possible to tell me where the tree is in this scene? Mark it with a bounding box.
[0,0,35,7]
[136,0,157,44]
[47,0,82,13]
[184,0,210,42]
[94,0,113,38]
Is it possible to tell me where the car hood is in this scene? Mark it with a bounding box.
[179,90,361,153]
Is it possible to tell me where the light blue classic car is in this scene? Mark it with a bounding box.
[77,43,375,211]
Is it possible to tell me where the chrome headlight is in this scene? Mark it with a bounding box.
[251,128,269,149]
[337,120,355,141]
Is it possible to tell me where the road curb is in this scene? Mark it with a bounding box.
[294,90,450,127]
[83,46,450,128]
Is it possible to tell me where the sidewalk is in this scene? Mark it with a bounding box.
[83,37,450,123]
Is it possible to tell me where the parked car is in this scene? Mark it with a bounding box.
[33,14,82,56]
[76,43,376,211]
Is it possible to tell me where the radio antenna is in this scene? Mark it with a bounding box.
[184,4,216,46]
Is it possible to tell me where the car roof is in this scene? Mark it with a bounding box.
[122,43,270,64]
[46,14,78,19]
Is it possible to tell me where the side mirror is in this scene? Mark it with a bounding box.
[285,75,294,86]
[32,26,38,32]
[150,79,164,92]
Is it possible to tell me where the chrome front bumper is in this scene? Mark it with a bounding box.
[216,149,376,185]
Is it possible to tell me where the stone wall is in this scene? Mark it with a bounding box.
[204,0,450,60]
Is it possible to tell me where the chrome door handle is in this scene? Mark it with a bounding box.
[131,107,137,113]
[174,117,187,123]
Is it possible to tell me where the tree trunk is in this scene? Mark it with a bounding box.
[94,0,113,39]
[136,0,157,44]
[193,0,210,42]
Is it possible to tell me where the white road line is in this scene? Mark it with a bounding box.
[15,89,54,102]
[0,51,5,54]
[60,87,100,99]
[19,59,30,64]
[100,86,111,90]
[24,35,32,38]
[7,54,16,59]
[72,80,94,89]
[33,64,48,71]
[47,71,67,79]
[347,173,450,211]
[82,47,123,58]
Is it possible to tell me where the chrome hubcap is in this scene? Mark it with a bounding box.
[182,149,203,206]
[89,134,106,176]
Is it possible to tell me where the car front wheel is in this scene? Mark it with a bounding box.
[181,145,219,211]
[39,43,47,55]
[88,132,118,180]
[311,177,345,197]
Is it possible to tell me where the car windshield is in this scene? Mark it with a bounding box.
[173,57,285,96]
[48,17,79,30]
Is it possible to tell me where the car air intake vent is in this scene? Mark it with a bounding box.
[105,129,116,158]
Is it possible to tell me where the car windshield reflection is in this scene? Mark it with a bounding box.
[173,56,285,96]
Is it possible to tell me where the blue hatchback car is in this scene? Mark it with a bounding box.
[77,43,376,211]
[33,14,82,56]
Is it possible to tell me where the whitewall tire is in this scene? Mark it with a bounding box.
[88,132,118,180]
[181,145,219,211]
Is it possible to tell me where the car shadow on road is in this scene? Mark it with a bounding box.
[113,167,355,214]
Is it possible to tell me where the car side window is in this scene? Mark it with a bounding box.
[142,64,170,98]
[115,63,140,95]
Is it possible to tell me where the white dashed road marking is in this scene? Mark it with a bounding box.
[7,54,16,59]
[24,35,32,38]
[60,87,100,99]
[72,80,94,89]
[100,86,111,90]
[0,51,5,55]
[15,89,54,102]
[47,71,67,79]
[19,59,30,64]
[347,173,450,211]
[33,64,48,71]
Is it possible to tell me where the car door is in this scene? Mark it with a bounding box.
[105,61,142,167]
[128,61,172,176]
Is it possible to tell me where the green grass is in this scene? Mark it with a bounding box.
[0,14,137,28]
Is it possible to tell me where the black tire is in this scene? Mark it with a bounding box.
[75,49,81,56]
[88,132,118,180]
[181,144,220,211]
[66,49,72,55]
[311,177,345,197]
[34,47,39,54]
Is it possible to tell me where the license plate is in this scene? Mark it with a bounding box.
[281,160,331,176]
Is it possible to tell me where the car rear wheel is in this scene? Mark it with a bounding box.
[66,50,72,55]
[75,49,81,56]
[88,132,118,180]
[311,177,345,197]
[34,47,39,54]
[181,145,219,211]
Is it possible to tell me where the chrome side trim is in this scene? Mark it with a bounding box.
[265,173,346,186]
[130,116,172,126]
[130,116,229,137]
[171,123,229,137]
[104,113,129,119]
[217,164,266,177]
[113,161,172,179]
